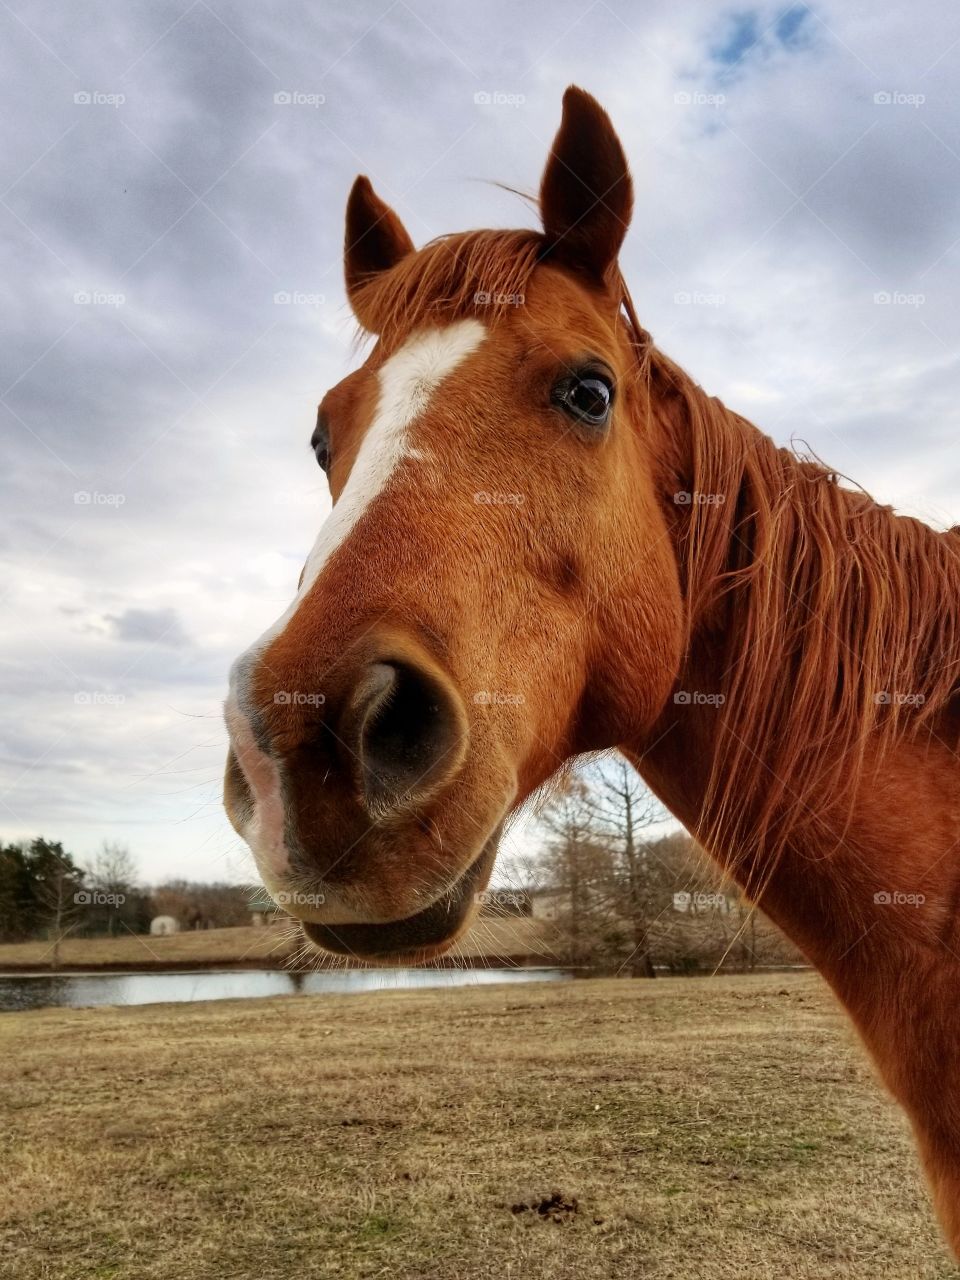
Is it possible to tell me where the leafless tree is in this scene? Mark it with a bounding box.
[535,757,669,973]
[36,857,84,970]
[534,758,802,974]
[536,770,615,964]
[579,757,670,976]
[88,841,137,893]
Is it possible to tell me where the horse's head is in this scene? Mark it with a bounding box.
[224,87,684,963]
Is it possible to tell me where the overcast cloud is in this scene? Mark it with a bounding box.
[2,0,958,884]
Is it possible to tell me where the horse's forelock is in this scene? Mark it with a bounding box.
[351,228,543,348]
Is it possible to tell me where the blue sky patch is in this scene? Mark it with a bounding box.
[711,5,814,71]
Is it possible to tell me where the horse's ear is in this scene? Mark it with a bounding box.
[539,86,633,285]
[344,176,414,329]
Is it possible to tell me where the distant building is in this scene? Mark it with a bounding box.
[149,915,180,936]
[249,890,277,927]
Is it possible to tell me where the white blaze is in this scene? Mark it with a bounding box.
[297,317,487,609]
[226,318,487,886]
[237,318,487,669]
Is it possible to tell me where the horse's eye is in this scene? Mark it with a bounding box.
[555,373,613,427]
[311,417,331,472]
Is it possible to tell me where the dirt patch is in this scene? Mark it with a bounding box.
[510,1189,580,1222]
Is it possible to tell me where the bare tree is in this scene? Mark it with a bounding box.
[580,757,669,977]
[85,842,143,935]
[536,771,615,965]
[88,842,137,894]
[35,848,85,970]
[534,760,804,974]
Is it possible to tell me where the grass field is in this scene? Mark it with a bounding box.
[0,922,295,970]
[0,916,552,971]
[2,971,957,1280]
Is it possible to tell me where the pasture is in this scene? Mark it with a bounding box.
[2,972,955,1280]
[0,917,550,972]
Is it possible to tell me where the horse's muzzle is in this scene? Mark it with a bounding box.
[300,825,500,964]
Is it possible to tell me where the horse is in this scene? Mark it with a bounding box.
[224,86,960,1253]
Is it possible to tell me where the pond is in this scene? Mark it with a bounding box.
[0,966,572,1013]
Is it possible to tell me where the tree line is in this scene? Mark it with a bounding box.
[527,758,802,975]
[0,837,254,944]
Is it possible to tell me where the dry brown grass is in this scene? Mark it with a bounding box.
[0,923,294,970]
[0,916,553,971]
[1,972,957,1280]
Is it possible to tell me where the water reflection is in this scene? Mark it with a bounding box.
[0,966,570,1012]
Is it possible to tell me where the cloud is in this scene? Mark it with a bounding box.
[105,607,190,647]
[1,0,958,881]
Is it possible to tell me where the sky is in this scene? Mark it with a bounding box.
[2,0,959,887]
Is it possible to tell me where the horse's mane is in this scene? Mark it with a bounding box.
[355,228,960,877]
[642,335,960,878]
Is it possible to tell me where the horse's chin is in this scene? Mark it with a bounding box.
[300,827,501,966]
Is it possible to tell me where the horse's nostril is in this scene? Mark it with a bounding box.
[347,658,467,813]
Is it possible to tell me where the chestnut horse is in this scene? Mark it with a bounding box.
[224,87,960,1252]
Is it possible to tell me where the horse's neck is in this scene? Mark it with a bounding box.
[633,362,960,953]
[626,370,960,1251]
[632,363,960,980]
